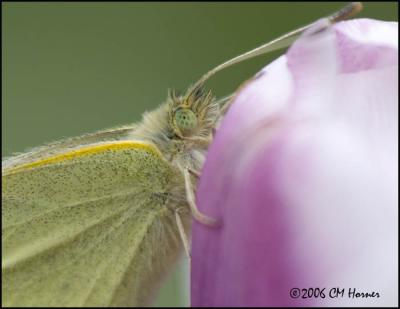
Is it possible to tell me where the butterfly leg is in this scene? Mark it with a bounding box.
[183,167,220,227]
[218,93,235,115]
[188,167,200,178]
[175,210,191,260]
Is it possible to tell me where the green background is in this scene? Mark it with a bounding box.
[2,2,398,306]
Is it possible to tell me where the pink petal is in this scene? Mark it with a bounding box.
[191,19,398,307]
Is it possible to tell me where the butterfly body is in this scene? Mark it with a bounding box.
[2,87,220,306]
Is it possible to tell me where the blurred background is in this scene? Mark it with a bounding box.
[2,2,397,306]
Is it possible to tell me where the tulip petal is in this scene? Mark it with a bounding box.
[192,19,398,307]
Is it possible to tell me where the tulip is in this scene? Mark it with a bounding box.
[191,18,398,307]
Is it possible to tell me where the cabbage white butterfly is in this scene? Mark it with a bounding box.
[2,3,362,306]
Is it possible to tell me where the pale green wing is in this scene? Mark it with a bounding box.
[2,124,137,170]
[2,141,188,307]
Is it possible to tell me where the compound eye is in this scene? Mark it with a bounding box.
[174,108,198,136]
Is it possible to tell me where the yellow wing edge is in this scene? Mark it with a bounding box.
[3,140,162,176]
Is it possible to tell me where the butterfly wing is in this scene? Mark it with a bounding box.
[2,140,188,306]
[2,124,137,170]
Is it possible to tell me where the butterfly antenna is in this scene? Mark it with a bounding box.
[191,2,363,91]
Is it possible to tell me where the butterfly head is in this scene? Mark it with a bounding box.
[168,85,219,140]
